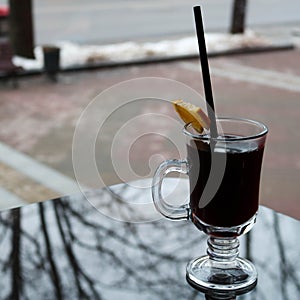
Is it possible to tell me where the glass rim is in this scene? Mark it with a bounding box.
[183,117,268,142]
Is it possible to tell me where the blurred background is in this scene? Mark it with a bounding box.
[0,0,300,220]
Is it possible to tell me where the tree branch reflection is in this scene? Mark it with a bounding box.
[0,187,298,299]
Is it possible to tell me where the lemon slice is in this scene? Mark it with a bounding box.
[172,100,210,133]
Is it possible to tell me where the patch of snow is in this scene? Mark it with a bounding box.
[12,31,272,71]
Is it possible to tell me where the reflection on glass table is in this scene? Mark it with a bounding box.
[0,178,299,299]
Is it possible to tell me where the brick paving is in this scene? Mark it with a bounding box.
[0,48,299,220]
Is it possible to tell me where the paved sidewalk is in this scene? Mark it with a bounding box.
[0,47,299,220]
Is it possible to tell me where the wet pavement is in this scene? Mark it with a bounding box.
[0,47,300,220]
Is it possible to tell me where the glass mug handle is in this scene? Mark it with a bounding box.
[152,159,190,220]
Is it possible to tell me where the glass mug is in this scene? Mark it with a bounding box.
[152,117,268,293]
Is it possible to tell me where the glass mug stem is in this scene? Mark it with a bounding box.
[207,237,239,262]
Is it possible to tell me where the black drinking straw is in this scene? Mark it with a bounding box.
[193,6,218,138]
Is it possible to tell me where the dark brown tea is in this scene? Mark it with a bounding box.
[188,137,265,228]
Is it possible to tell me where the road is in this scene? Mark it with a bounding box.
[1,0,300,45]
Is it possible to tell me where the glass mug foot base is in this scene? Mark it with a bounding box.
[186,256,257,294]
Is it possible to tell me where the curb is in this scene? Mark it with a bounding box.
[0,43,295,79]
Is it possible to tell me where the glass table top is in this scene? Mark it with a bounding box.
[0,178,299,299]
